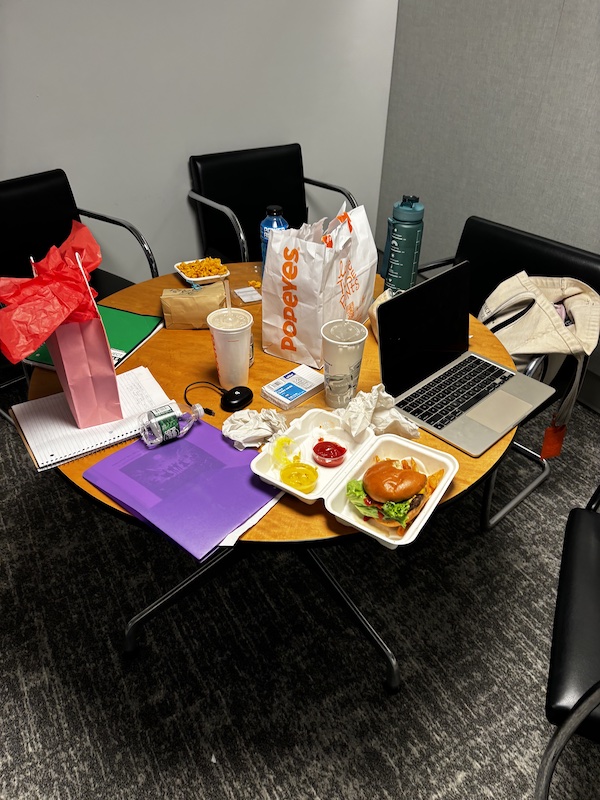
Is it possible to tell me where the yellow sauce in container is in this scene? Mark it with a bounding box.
[280,462,318,494]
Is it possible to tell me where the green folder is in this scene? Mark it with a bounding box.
[23,306,164,370]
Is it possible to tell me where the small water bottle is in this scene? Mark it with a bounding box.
[260,205,288,272]
[382,195,424,291]
[139,403,205,448]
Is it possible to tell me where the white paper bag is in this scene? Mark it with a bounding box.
[261,205,378,368]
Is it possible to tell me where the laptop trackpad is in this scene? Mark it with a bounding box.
[466,390,532,433]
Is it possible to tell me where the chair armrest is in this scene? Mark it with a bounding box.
[524,355,548,379]
[304,177,358,209]
[418,257,454,276]
[588,482,600,512]
[78,208,159,278]
[187,191,249,262]
[535,679,600,800]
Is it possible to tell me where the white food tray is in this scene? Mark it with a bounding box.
[250,409,459,549]
[174,260,230,286]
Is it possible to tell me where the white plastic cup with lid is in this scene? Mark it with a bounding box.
[207,308,254,389]
[321,319,368,408]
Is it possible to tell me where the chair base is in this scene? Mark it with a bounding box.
[480,441,551,531]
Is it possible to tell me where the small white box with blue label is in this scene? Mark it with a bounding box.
[261,364,324,410]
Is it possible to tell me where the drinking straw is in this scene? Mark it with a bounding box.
[339,259,348,322]
[223,278,236,323]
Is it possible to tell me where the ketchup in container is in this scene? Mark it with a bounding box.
[312,440,347,468]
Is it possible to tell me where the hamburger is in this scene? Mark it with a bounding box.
[346,457,443,533]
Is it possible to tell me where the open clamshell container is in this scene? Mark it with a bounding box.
[250,409,459,550]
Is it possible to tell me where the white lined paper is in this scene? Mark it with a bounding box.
[11,367,171,470]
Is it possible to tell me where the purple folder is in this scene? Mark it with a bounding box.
[83,420,280,559]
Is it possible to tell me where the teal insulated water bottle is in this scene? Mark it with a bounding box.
[260,205,288,272]
[382,195,424,291]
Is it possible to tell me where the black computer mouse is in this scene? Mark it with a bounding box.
[220,386,253,412]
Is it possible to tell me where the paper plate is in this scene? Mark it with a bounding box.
[174,260,230,286]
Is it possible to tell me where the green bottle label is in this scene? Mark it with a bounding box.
[150,405,179,442]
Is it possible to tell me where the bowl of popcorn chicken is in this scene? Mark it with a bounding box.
[174,257,230,285]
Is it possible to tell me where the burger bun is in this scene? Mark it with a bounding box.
[362,460,426,504]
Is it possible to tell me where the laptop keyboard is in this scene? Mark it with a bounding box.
[399,355,513,430]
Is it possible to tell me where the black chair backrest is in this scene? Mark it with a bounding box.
[455,216,600,317]
[188,143,308,262]
[0,169,80,279]
[453,216,600,413]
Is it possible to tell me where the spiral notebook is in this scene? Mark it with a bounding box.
[11,366,171,471]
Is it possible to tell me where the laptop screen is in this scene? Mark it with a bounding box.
[378,260,471,398]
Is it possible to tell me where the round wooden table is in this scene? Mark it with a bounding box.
[29,262,516,544]
[27,263,517,685]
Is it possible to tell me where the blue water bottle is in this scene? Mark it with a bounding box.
[382,195,424,291]
[260,205,288,272]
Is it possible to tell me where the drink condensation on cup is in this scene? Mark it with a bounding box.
[207,308,254,390]
[321,319,368,408]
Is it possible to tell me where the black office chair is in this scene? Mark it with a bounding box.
[534,480,600,799]
[420,217,600,530]
[188,143,358,262]
[0,168,159,423]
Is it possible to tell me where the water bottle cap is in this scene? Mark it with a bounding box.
[266,205,283,216]
[392,197,424,222]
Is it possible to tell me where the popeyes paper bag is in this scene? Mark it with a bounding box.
[261,205,378,368]
[0,221,123,428]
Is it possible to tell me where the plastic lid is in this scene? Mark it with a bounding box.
[392,195,424,222]
[266,204,283,215]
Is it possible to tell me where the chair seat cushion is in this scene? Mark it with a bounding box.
[546,507,600,741]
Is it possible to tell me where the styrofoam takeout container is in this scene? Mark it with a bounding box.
[250,409,459,549]
[174,260,230,286]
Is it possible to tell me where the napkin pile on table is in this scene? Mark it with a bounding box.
[221,384,419,449]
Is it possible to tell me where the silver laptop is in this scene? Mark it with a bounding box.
[377,260,555,457]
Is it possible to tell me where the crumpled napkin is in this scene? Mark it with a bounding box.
[333,383,419,439]
[221,408,290,450]
[221,385,418,450]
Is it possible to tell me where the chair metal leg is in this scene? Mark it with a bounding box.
[0,408,15,425]
[124,546,235,652]
[534,680,600,800]
[480,441,551,531]
[304,548,401,692]
[2,363,29,424]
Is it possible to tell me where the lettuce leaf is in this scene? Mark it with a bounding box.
[381,499,410,526]
[346,479,411,525]
[346,479,380,519]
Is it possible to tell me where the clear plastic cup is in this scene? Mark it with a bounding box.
[321,319,368,408]
[207,308,253,389]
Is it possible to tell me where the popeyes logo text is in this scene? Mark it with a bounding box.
[280,246,299,353]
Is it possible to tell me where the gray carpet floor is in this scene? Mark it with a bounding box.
[1,379,600,800]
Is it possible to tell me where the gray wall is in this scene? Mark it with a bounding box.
[377,0,599,260]
[1,0,398,283]
[378,0,600,398]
